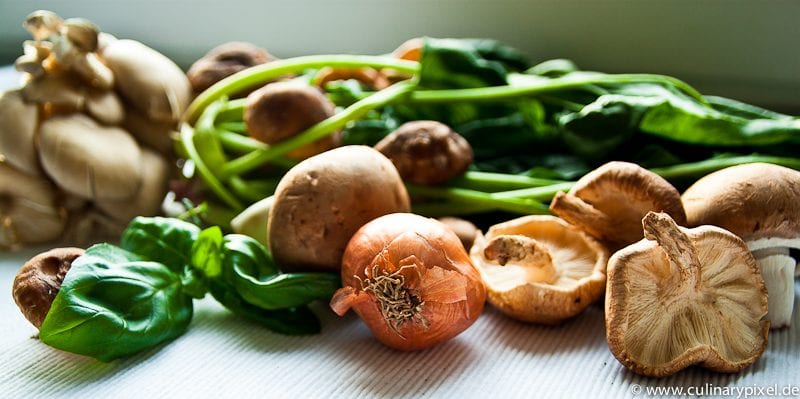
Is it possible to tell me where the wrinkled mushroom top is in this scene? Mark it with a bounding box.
[187,41,275,93]
[374,120,473,185]
[682,163,800,243]
[473,215,607,292]
[606,212,768,377]
[552,161,686,249]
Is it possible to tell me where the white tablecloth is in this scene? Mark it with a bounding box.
[1,246,798,399]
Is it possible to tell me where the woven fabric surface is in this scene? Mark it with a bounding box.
[1,247,798,399]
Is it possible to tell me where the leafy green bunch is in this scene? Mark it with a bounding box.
[38,217,339,362]
[180,38,800,221]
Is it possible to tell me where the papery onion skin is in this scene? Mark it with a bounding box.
[331,213,486,350]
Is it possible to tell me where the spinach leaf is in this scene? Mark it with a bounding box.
[121,217,207,298]
[419,38,509,89]
[39,244,193,362]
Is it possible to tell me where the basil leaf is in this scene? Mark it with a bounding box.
[221,234,279,278]
[39,244,193,362]
[121,217,200,272]
[231,270,340,310]
[121,217,207,298]
[192,226,224,279]
[208,280,321,335]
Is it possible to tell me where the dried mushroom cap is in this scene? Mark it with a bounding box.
[550,161,686,251]
[606,212,768,378]
[0,90,40,175]
[187,41,275,93]
[470,215,608,324]
[0,163,67,249]
[38,114,142,200]
[12,247,84,328]
[375,121,473,185]
[101,39,191,123]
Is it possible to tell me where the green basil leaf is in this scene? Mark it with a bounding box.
[121,217,200,273]
[192,226,224,279]
[221,234,279,279]
[39,244,193,362]
[208,280,321,335]
[231,271,340,310]
[121,217,207,298]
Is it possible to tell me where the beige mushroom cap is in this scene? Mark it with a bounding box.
[606,212,768,377]
[101,39,191,123]
[683,163,800,245]
[0,163,67,248]
[550,161,686,251]
[0,90,40,176]
[38,114,142,200]
[95,148,170,222]
[470,215,608,325]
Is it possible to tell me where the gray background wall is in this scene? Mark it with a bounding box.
[1,0,797,112]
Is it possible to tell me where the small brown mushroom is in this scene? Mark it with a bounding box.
[0,90,40,175]
[101,39,191,123]
[682,163,800,328]
[374,120,473,185]
[244,81,339,159]
[606,212,769,377]
[268,146,410,272]
[313,67,389,90]
[549,161,686,251]
[38,114,143,200]
[470,215,608,324]
[12,247,84,328]
[187,41,275,93]
[0,163,67,249]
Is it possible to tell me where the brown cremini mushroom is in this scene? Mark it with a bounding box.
[606,212,769,378]
[470,215,608,324]
[682,163,800,328]
[12,247,84,328]
[374,120,473,185]
[245,81,339,159]
[187,41,275,93]
[268,146,410,272]
[313,67,389,90]
[0,163,67,249]
[550,161,686,251]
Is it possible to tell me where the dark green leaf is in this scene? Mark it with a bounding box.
[39,244,193,361]
[419,37,509,89]
[232,271,340,310]
[121,217,207,299]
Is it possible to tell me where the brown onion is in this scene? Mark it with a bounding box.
[330,213,486,350]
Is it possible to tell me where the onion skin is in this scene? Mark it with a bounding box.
[331,213,486,350]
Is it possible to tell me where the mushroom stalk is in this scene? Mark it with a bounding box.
[549,192,614,244]
[642,212,702,291]
[483,234,557,284]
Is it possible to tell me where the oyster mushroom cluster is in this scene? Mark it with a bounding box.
[0,11,190,249]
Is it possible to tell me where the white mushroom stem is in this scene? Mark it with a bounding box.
[751,246,796,329]
[483,234,557,284]
[642,212,701,291]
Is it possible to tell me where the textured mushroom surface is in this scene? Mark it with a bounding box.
[470,215,607,324]
[550,161,686,251]
[606,212,768,377]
